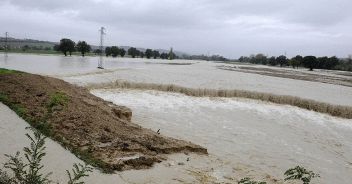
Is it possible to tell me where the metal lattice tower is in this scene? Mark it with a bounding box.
[98,27,106,69]
[4,32,8,57]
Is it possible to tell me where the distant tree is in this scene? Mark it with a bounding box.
[276,55,288,67]
[268,56,277,66]
[105,47,112,57]
[119,48,126,57]
[53,44,60,52]
[76,41,91,57]
[139,51,145,58]
[169,48,176,60]
[21,45,30,52]
[254,54,267,65]
[128,47,138,58]
[59,38,75,56]
[303,56,318,71]
[145,49,153,59]
[135,49,141,58]
[290,55,303,69]
[327,56,339,69]
[153,50,160,59]
[110,46,120,57]
[93,49,102,55]
[160,53,169,59]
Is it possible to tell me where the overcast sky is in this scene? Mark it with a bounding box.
[0,0,351,58]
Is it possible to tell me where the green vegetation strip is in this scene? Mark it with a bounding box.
[88,80,352,119]
[0,68,21,75]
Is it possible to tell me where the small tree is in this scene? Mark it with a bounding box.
[128,47,138,58]
[119,48,126,57]
[160,53,169,59]
[110,46,120,57]
[76,41,91,57]
[284,166,320,184]
[303,56,317,71]
[290,55,303,69]
[93,49,102,55]
[145,49,153,59]
[153,50,160,59]
[59,39,75,56]
[105,47,112,57]
[276,55,288,67]
[169,47,175,60]
[22,45,30,52]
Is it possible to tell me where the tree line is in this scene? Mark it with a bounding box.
[55,38,176,60]
[238,54,352,71]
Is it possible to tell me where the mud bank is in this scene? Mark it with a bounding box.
[87,80,352,119]
[0,69,207,172]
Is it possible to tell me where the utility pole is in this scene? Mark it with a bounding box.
[98,27,106,69]
[4,32,8,57]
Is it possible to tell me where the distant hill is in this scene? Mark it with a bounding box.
[0,37,57,49]
[0,37,188,57]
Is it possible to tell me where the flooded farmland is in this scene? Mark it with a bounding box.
[1,53,352,183]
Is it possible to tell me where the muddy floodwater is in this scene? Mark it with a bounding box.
[1,53,352,183]
[91,89,352,184]
[1,53,352,106]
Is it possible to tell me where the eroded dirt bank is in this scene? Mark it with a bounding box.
[0,70,207,172]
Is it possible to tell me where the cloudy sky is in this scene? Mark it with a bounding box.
[0,0,351,58]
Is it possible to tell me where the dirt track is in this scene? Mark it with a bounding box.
[0,71,207,172]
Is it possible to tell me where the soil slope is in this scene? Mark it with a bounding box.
[0,69,207,172]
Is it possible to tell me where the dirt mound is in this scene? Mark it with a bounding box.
[0,70,207,172]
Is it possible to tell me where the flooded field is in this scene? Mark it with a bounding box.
[91,89,352,184]
[1,53,352,183]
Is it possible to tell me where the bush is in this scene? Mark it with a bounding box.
[284,166,320,184]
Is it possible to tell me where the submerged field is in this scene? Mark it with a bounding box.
[1,53,352,183]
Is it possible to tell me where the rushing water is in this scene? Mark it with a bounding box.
[91,89,352,184]
[1,53,352,106]
[1,53,352,183]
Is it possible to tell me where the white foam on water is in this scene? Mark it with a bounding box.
[92,89,352,184]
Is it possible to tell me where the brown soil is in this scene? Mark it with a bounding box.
[0,71,207,172]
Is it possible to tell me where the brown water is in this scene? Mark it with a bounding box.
[91,89,352,184]
[1,53,352,183]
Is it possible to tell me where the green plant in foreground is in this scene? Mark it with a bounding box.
[0,128,93,184]
[284,166,320,184]
[66,164,93,184]
[238,177,267,184]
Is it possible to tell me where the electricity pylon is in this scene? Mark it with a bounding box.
[98,27,106,69]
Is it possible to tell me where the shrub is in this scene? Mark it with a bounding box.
[284,166,320,184]
[0,128,93,184]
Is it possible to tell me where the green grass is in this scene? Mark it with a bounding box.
[0,68,20,75]
[47,92,69,109]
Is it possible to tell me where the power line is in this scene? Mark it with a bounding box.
[98,27,106,69]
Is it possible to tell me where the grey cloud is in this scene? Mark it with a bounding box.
[1,0,351,58]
